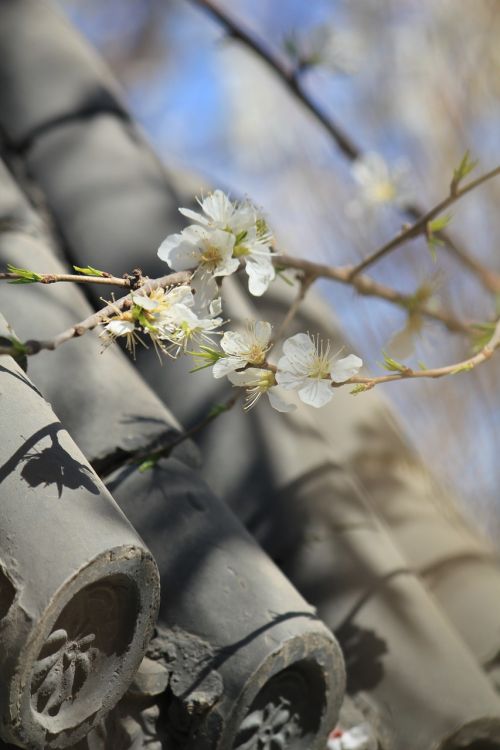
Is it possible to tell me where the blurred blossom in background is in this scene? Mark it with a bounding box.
[58,0,500,540]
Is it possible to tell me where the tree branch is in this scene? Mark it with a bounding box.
[349,166,500,278]
[0,271,131,286]
[0,271,191,358]
[275,254,473,335]
[345,318,500,390]
[191,0,500,293]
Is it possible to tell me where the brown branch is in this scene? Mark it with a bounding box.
[274,271,316,341]
[345,317,500,389]
[275,254,473,335]
[191,0,500,293]
[349,166,500,279]
[0,271,191,358]
[0,271,132,286]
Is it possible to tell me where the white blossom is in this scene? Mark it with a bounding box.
[160,305,222,355]
[276,332,362,407]
[348,152,413,217]
[100,319,141,357]
[233,226,276,297]
[179,189,257,234]
[175,189,277,296]
[228,368,295,412]
[158,225,238,278]
[212,321,272,379]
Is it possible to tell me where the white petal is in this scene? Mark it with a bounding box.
[228,367,265,387]
[267,388,296,412]
[298,379,333,407]
[253,320,272,347]
[245,257,275,296]
[209,296,222,317]
[213,356,244,378]
[220,331,247,357]
[201,190,234,224]
[131,294,157,311]
[179,207,209,225]
[167,285,194,308]
[330,354,363,383]
[191,273,219,316]
[275,368,305,390]
[105,320,135,336]
[214,256,240,277]
[282,332,315,359]
[161,238,201,271]
[157,232,184,266]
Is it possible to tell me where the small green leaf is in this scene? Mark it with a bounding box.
[73,265,107,277]
[417,360,428,371]
[426,214,452,261]
[6,264,43,284]
[0,335,28,371]
[470,321,496,353]
[380,352,410,373]
[450,151,478,194]
[427,214,453,234]
[138,456,158,472]
[350,384,368,395]
[426,235,444,262]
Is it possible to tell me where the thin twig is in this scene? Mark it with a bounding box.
[345,318,500,390]
[275,254,473,335]
[274,272,316,341]
[132,390,241,467]
[191,0,500,293]
[349,166,500,278]
[0,271,191,358]
[0,271,131,286]
[97,389,242,478]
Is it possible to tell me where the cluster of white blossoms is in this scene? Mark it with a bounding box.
[158,190,277,297]
[100,284,221,358]
[212,324,362,411]
[100,190,363,413]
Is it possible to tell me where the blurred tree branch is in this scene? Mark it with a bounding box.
[190,0,500,294]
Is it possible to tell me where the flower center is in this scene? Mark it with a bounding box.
[248,343,266,365]
[371,180,396,203]
[233,243,249,258]
[309,353,331,379]
[200,245,222,270]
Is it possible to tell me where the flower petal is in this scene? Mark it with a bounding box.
[282,332,315,360]
[267,388,296,412]
[159,236,201,271]
[105,320,135,336]
[245,257,275,296]
[213,356,245,378]
[201,190,235,224]
[220,331,247,357]
[228,367,266,387]
[179,207,209,225]
[298,378,333,407]
[253,320,272,347]
[275,368,305,390]
[131,294,157,311]
[330,354,363,383]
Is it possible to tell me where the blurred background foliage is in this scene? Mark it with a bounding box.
[57,0,500,540]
